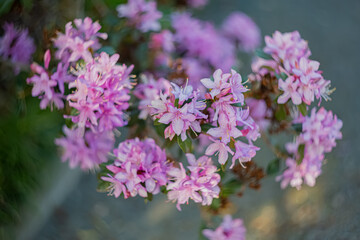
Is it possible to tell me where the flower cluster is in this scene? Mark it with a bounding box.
[171,13,236,84]
[101,138,169,198]
[201,69,260,168]
[0,22,35,74]
[203,215,246,240]
[277,107,343,189]
[67,52,133,133]
[251,31,331,106]
[53,17,108,64]
[55,127,114,170]
[27,50,73,110]
[150,81,207,141]
[133,75,171,119]
[222,12,261,52]
[167,154,220,210]
[117,0,162,32]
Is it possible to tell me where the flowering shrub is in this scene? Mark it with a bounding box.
[1,0,343,238]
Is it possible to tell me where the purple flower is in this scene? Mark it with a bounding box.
[27,50,65,110]
[167,154,220,210]
[0,22,35,74]
[172,13,236,72]
[201,69,231,99]
[222,12,261,52]
[117,0,162,32]
[53,17,107,63]
[101,138,169,198]
[55,127,114,170]
[203,215,246,240]
[277,76,302,105]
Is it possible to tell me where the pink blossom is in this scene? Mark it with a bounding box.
[201,69,231,99]
[264,30,310,62]
[55,127,114,170]
[205,138,234,165]
[53,17,107,63]
[101,138,169,198]
[203,215,246,240]
[277,107,342,189]
[231,141,260,168]
[149,30,174,52]
[222,12,261,52]
[167,154,220,210]
[277,76,302,105]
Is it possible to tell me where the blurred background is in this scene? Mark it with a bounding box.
[0,0,359,239]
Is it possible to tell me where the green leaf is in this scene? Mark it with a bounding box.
[221,179,242,197]
[255,49,273,60]
[96,179,111,193]
[266,158,280,176]
[297,144,305,165]
[292,123,303,133]
[275,72,288,80]
[97,46,116,55]
[275,104,287,121]
[153,118,161,125]
[298,103,307,117]
[231,102,243,108]
[177,135,192,153]
[201,123,215,133]
[0,0,14,15]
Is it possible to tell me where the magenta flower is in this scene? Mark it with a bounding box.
[222,11,261,52]
[53,17,107,63]
[101,138,169,198]
[55,127,114,170]
[0,22,35,74]
[203,215,246,240]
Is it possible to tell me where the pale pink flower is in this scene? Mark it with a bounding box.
[203,215,246,240]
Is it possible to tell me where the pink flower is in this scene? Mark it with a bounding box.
[205,138,234,165]
[167,154,220,210]
[203,215,246,240]
[102,138,170,198]
[55,127,114,170]
[201,69,231,99]
[231,141,260,168]
[149,30,174,52]
[264,31,310,62]
[277,76,302,105]
[277,107,342,189]
[222,12,261,52]
[159,104,196,139]
[53,17,107,63]
[229,69,248,104]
